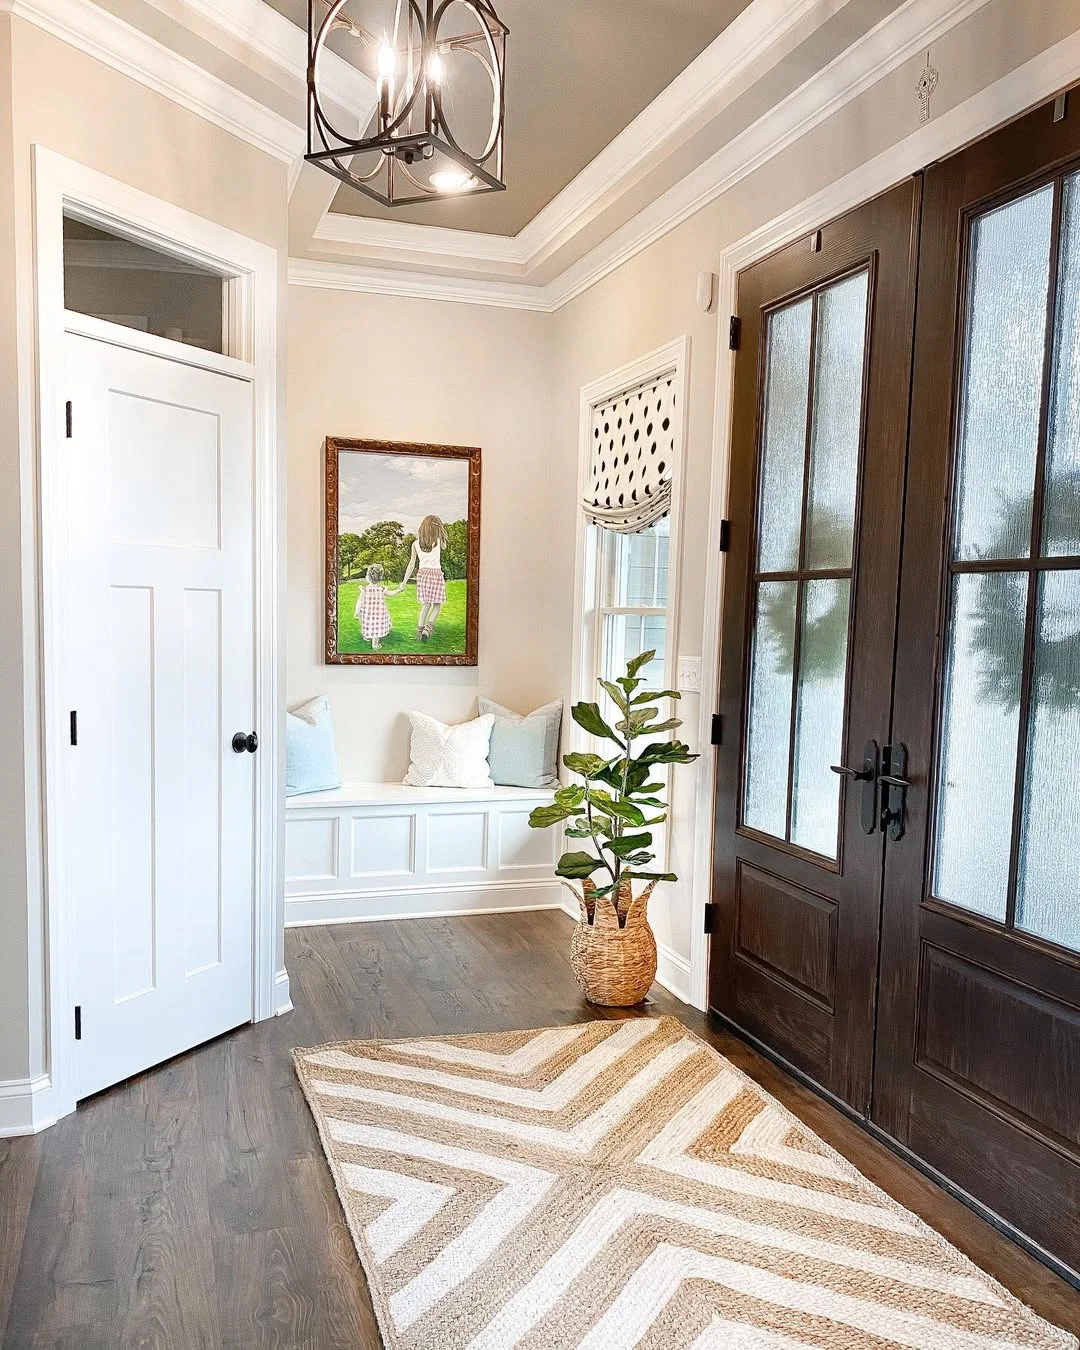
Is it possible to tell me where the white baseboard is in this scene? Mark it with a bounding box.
[285,879,565,927]
[273,967,293,1016]
[556,895,692,1006]
[0,1073,59,1137]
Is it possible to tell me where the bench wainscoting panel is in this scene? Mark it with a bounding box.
[284,786,563,925]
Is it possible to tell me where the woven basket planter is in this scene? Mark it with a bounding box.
[563,876,658,1007]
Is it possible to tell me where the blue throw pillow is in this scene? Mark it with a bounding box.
[477,697,562,789]
[286,695,341,797]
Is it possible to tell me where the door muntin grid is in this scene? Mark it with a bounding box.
[931,167,1080,955]
[741,265,872,863]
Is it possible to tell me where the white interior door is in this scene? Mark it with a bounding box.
[63,330,256,1101]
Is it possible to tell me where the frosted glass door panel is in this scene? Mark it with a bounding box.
[1016,570,1080,951]
[933,572,1026,922]
[806,272,869,570]
[792,580,851,856]
[744,582,797,839]
[953,186,1053,562]
[1043,170,1080,559]
[742,268,870,860]
[757,300,812,572]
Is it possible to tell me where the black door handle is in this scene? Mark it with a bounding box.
[831,740,879,835]
[878,744,908,840]
[232,731,258,754]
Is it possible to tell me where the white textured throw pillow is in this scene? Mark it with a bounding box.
[403,712,495,789]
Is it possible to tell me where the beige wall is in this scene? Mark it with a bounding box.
[0,18,289,1086]
[0,12,33,1090]
[287,286,554,781]
[548,0,1080,966]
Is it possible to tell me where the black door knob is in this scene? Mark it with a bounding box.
[232,731,258,754]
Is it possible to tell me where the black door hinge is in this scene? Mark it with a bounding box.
[710,713,723,746]
[69,710,78,746]
[728,315,741,351]
[65,401,73,438]
[703,903,716,934]
[74,1005,82,1040]
[718,519,731,553]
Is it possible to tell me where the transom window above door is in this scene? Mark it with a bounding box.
[742,266,872,861]
[933,165,1080,955]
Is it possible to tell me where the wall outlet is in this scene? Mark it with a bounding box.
[678,657,702,693]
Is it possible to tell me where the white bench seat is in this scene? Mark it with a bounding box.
[284,782,560,926]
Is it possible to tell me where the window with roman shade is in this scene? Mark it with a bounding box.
[582,373,677,533]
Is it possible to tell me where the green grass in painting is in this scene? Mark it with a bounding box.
[338,579,468,655]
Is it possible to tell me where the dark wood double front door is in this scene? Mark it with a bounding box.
[710,89,1080,1277]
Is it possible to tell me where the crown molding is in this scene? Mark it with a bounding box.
[287,258,555,311]
[8,0,305,163]
[294,13,1080,314]
[171,0,373,118]
[544,0,991,309]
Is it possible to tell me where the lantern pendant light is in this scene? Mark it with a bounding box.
[306,0,508,207]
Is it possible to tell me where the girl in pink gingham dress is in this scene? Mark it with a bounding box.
[390,514,448,642]
[355,563,392,649]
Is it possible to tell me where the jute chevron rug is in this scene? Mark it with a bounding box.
[294,1016,1077,1350]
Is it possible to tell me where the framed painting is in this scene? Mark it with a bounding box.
[325,437,481,665]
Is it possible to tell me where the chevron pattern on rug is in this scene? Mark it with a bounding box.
[294,1016,1077,1350]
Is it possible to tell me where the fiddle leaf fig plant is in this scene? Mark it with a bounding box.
[528,650,699,898]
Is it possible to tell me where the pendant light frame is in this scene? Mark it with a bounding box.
[306,0,508,207]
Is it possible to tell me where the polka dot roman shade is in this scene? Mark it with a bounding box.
[584,373,676,533]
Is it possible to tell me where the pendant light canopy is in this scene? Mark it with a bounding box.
[306,0,508,207]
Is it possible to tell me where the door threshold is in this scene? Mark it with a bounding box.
[707,1008,1080,1294]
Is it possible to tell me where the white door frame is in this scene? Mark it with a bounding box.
[33,146,286,1128]
[687,37,1080,1013]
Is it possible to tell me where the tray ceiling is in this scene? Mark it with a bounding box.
[267,0,751,234]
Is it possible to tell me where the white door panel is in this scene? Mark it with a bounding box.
[64,333,255,1100]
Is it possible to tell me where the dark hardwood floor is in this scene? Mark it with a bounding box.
[2,910,1078,1348]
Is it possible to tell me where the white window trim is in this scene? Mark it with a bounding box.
[569,336,691,873]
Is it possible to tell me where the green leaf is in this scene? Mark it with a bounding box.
[555,851,604,879]
[562,751,607,779]
[625,649,656,679]
[598,679,628,713]
[584,790,616,817]
[565,823,603,839]
[630,688,681,704]
[620,850,655,865]
[627,870,678,883]
[629,795,667,808]
[591,881,616,898]
[571,701,622,745]
[603,798,647,827]
[636,739,699,765]
[616,676,641,696]
[554,784,586,808]
[615,707,659,736]
[640,717,683,734]
[606,831,654,858]
[528,803,580,829]
[642,813,668,826]
[593,761,625,790]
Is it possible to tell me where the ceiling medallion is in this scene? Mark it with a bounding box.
[306,0,508,207]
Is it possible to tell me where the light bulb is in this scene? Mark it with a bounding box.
[427,52,444,84]
[430,169,475,194]
[376,40,396,83]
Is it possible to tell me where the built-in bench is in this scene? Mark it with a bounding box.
[284,784,561,927]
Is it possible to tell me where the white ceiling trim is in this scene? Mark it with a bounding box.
[293,8,1079,314]
[287,258,554,310]
[545,0,992,308]
[6,0,305,164]
[174,0,373,118]
[313,0,839,267]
